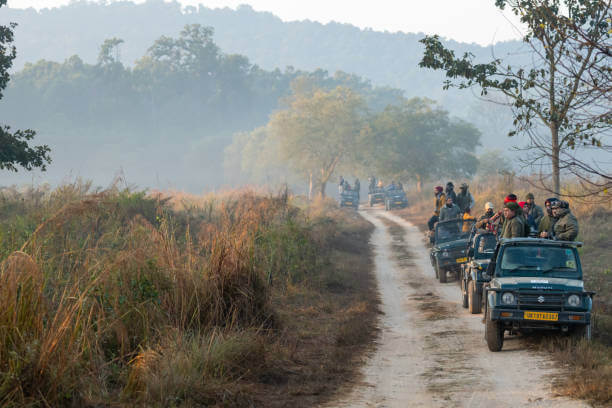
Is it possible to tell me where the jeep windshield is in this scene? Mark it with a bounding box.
[499,245,580,279]
[435,219,475,244]
[474,234,497,259]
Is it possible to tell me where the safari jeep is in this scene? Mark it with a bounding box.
[384,189,408,211]
[483,238,594,352]
[430,218,476,283]
[339,190,359,209]
[460,230,497,314]
[368,188,385,207]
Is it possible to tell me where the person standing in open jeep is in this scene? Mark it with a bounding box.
[445,182,457,204]
[428,186,446,231]
[539,197,559,238]
[525,193,544,226]
[551,200,579,241]
[501,201,527,238]
[475,202,496,231]
[455,183,475,214]
[440,196,461,221]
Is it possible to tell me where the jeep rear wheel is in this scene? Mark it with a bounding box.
[439,266,447,283]
[485,306,504,352]
[461,279,468,308]
[468,280,481,314]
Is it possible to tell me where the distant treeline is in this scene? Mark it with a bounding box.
[0,24,403,190]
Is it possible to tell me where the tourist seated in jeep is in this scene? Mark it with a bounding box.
[461,230,497,313]
[483,238,594,352]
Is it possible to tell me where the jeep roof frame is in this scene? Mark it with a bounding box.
[498,238,583,248]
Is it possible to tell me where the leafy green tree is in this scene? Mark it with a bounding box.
[97,37,124,66]
[0,0,50,172]
[420,0,611,196]
[369,98,480,190]
[269,84,369,198]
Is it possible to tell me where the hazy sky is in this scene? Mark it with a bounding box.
[7,0,525,45]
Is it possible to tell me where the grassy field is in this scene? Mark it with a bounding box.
[0,183,378,407]
[397,178,612,406]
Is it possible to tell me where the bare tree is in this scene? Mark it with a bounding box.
[420,0,611,197]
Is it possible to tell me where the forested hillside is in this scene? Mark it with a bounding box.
[3,1,522,117]
[1,1,522,190]
[0,23,403,190]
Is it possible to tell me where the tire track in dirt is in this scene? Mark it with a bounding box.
[327,209,590,408]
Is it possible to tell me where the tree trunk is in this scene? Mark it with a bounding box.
[308,172,313,200]
[319,180,327,198]
[416,174,422,193]
[551,124,560,196]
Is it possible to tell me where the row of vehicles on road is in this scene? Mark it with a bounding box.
[339,186,408,210]
[368,188,408,210]
[429,218,594,352]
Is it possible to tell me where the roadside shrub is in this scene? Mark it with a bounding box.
[0,185,318,406]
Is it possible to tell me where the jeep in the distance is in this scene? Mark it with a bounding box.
[430,218,476,283]
[483,238,594,352]
[368,187,385,207]
[384,189,408,211]
[339,190,359,209]
[460,230,497,314]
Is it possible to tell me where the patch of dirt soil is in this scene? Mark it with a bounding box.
[328,209,591,408]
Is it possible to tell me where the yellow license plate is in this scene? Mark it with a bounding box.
[524,311,558,321]
[345,202,352,205]
[395,201,403,204]
[456,257,468,263]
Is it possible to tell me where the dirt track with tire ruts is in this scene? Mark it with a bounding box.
[326,209,589,408]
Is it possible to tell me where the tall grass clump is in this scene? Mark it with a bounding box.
[0,182,328,406]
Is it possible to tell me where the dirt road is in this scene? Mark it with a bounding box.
[327,209,590,408]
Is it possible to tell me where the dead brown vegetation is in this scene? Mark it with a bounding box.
[0,185,378,407]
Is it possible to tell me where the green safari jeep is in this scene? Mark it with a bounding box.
[483,238,594,352]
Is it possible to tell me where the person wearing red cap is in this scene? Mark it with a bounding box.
[427,186,446,231]
[504,194,518,204]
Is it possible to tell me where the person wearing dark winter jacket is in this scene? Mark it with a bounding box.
[538,197,559,237]
[501,202,527,238]
[551,201,579,241]
[445,182,457,204]
[520,201,538,235]
[440,197,461,221]
[455,183,475,213]
[525,193,545,226]
[475,202,496,230]
[428,186,446,231]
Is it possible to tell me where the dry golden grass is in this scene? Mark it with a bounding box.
[0,183,378,407]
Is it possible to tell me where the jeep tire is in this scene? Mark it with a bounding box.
[468,280,481,314]
[572,323,592,341]
[461,279,468,308]
[439,266,447,283]
[485,306,504,352]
